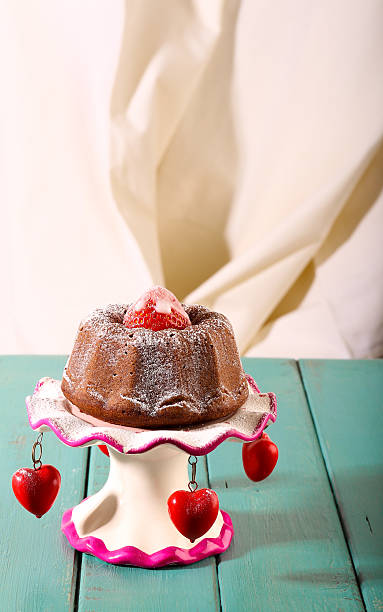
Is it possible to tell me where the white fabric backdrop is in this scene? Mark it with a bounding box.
[1,0,383,357]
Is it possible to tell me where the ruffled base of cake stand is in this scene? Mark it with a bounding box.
[62,507,233,568]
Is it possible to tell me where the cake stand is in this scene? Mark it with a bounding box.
[26,375,276,568]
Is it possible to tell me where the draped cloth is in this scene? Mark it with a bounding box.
[1,0,383,357]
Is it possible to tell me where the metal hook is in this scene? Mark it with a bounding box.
[32,432,43,470]
[188,455,198,492]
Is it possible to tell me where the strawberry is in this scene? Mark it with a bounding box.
[123,286,191,331]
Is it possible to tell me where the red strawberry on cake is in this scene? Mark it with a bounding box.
[123,286,191,331]
[61,286,249,428]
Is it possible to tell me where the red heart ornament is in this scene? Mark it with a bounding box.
[167,488,219,542]
[12,465,61,518]
[98,444,109,456]
[242,433,278,482]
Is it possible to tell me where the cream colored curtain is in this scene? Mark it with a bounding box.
[1,0,383,357]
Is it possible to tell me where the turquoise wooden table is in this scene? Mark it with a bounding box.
[1,357,382,612]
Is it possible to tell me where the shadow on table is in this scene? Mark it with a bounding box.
[220,466,383,565]
[279,566,381,585]
[217,509,332,563]
[211,471,286,490]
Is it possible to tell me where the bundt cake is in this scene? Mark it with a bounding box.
[61,287,249,428]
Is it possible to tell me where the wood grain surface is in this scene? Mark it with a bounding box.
[300,359,383,612]
[207,358,363,612]
[1,356,380,612]
[0,356,88,612]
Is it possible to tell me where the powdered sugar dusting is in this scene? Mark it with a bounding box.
[26,376,276,455]
[62,302,247,427]
[134,297,146,312]
[154,297,172,315]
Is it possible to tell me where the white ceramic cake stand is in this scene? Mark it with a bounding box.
[26,375,276,568]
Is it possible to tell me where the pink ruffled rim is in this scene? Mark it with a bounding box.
[61,507,233,568]
[27,374,276,456]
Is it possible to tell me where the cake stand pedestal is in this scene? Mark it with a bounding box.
[26,376,276,568]
[62,444,230,566]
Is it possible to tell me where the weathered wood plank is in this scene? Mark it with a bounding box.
[0,356,88,612]
[77,448,220,612]
[300,359,383,612]
[207,358,364,612]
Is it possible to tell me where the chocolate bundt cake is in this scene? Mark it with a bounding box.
[61,293,249,428]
